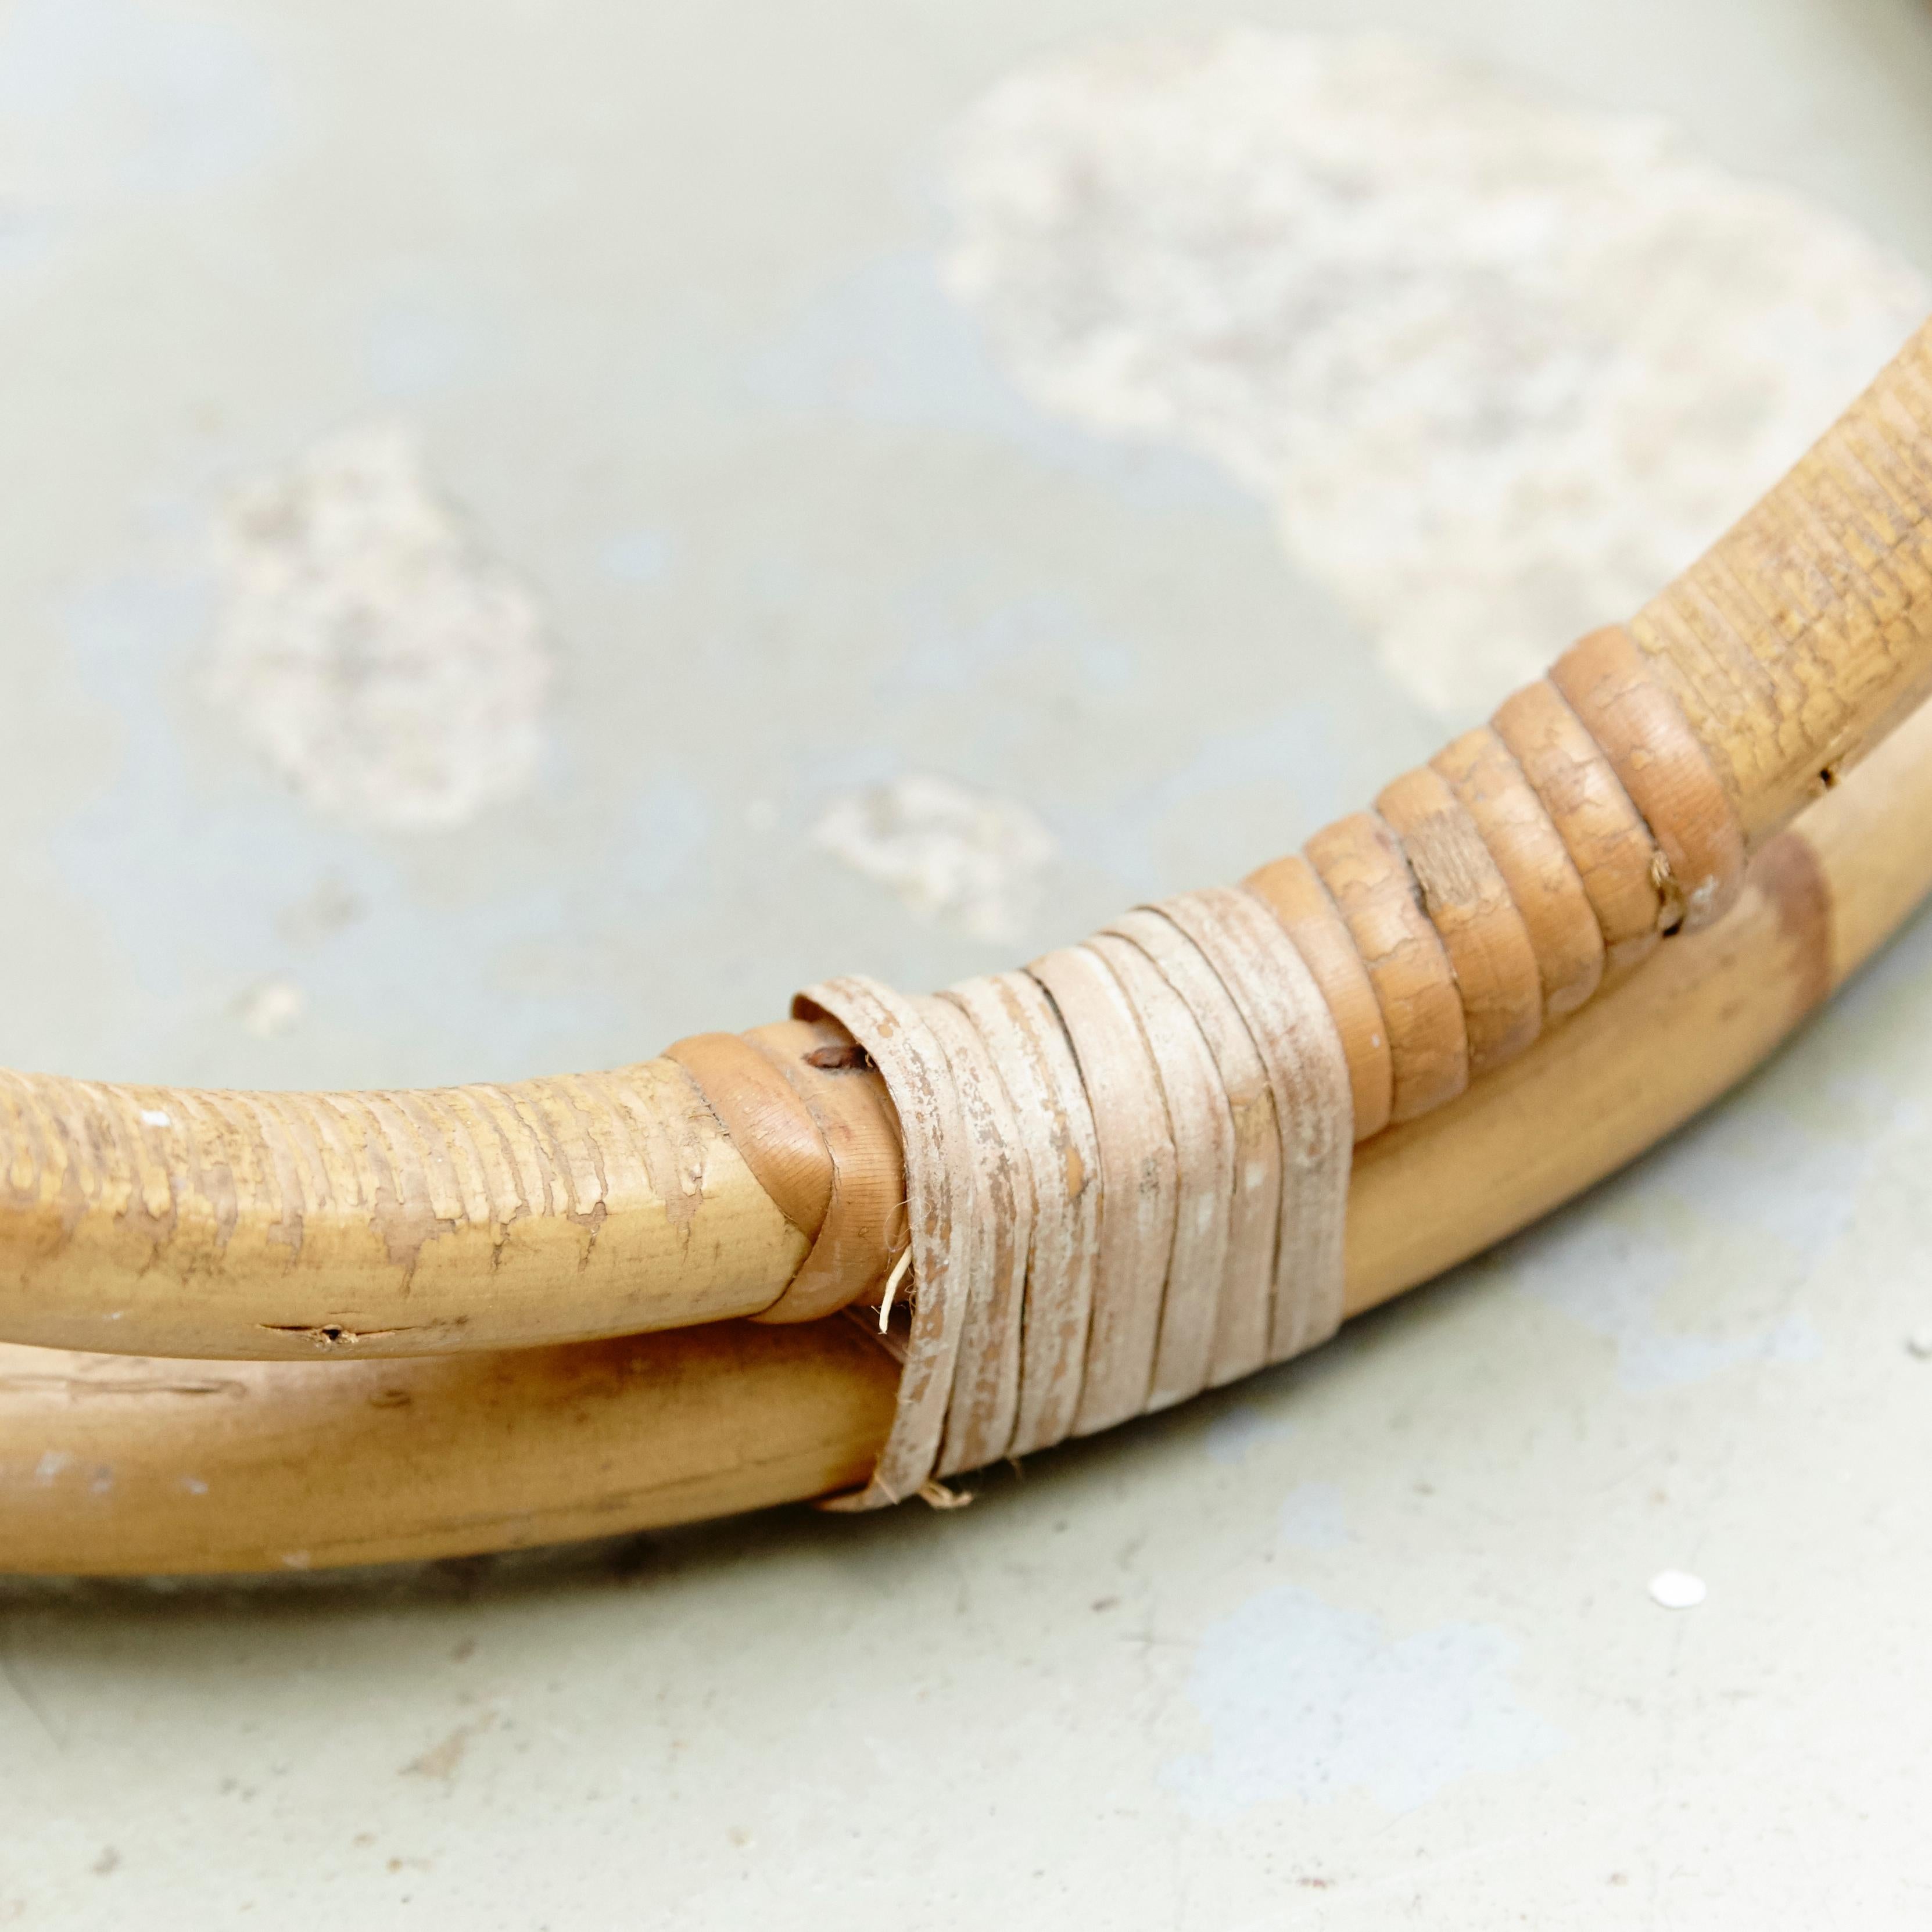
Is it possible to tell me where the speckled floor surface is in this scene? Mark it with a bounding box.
[3,1,1932,1924]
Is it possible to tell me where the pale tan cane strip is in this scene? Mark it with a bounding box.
[1028,947,1178,1437]
[920,994,1033,1479]
[944,972,1101,1459]
[1103,909,1282,1390]
[1088,936,1235,1413]
[800,977,979,1508]
[1157,888,1353,1361]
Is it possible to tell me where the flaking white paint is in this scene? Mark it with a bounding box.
[944,30,1931,715]
[813,772,1056,942]
[209,423,551,831]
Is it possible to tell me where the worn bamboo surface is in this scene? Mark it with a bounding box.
[3,317,1929,1366]
[3,678,1927,1574]
[0,1059,811,1357]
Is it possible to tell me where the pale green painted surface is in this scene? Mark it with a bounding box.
[3,2,1932,1924]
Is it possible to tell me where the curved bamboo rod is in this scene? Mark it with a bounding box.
[0,1059,810,1356]
[5,683,1929,1573]
[3,317,1930,1365]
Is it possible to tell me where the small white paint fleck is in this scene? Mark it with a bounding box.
[178,1475,210,1496]
[232,977,306,1040]
[210,422,551,829]
[138,1107,171,1128]
[88,1465,114,1495]
[279,1550,312,1570]
[813,772,1056,942]
[1648,1569,1707,1610]
[1905,1328,1932,1361]
[33,1449,71,1485]
[944,31,1930,715]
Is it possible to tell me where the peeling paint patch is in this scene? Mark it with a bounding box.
[1164,1585,1560,1815]
[944,30,1930,715]
[231,977,306,1040]
[209,423,552,830]
[813,772,1055,942]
